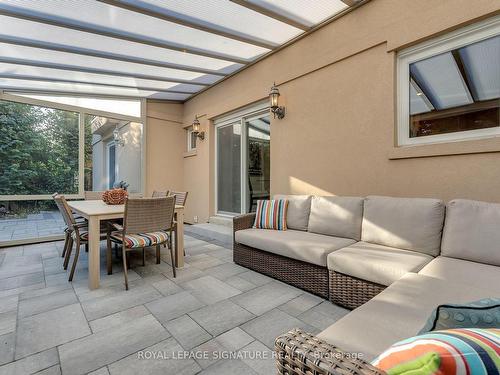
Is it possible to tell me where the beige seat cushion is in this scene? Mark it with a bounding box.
[327,242,433,286]
[308,196,364,240]
[235,228,355,267]
[362,196,445,256]
[419,256,500,290]
[317,273,499,361]
[274,194,312,231]
[441,199,500,266]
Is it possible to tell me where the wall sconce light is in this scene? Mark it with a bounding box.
[192,115,205,140]
[113,125,125,146]
[269,82,285,119]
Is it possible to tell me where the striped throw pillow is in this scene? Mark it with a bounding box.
[253,199,288,230]
[372,328,500,375]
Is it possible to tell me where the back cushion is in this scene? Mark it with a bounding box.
[362,196,445,256]
[308,196,364,240]
[274,194,312,231]
[441,199,500,266]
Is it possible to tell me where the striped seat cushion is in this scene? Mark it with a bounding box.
[111,231,169,248]
[71,231,89,241]
[253,199,288,230]
[372,328,500,375]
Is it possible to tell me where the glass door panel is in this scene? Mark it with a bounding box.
[217,123,241,214]
[246,115,271,212]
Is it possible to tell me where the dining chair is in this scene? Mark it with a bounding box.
[84,191,105,200]
[152,190,169,198]
[169,191,188,206]
[52,192,85,259]
[53,194,107,282]
[107,197,177,290]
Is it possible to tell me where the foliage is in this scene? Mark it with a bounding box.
[0,100,80,195]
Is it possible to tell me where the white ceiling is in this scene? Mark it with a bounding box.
[0,0,361,101]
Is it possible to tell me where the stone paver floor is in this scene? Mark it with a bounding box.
[0,232,349,375]
[0,211,65,242]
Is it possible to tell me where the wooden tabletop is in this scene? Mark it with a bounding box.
[68,200,184,217]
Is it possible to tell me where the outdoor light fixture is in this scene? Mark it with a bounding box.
[192,115,205,140]
[113,125,125,146]
[269,82,285,119]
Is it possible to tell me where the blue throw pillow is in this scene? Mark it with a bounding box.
[419,298,500,334]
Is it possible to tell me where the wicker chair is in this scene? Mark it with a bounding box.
[107,197,177,290]
[152,190,169,198]
[84,191,105,200]
[52,192,84,260]
[275,329,386,375]
[53,194,107,282]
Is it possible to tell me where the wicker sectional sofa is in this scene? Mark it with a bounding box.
[233,195,500,375]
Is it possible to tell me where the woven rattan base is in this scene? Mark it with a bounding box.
[234,243,329,299]
[329,270,386,310]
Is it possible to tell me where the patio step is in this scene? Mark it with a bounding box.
[208,215,233,227]
[185,223,232,246]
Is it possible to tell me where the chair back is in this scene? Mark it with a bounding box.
[123,196,175,234]
[53,194,77,229]
[170,191,188,206]
[84,191,105,200]
[152,190,169,198]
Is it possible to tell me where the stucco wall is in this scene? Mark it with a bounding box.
[146,101,185,197]
[150,0,500,224]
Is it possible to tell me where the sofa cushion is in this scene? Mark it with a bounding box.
[235,228,355,267]
[274,195,312,231]
[361,196,445,256]
[441,199,500,266]
[327,241,433,286]
[317,273,498,361]
[308,196,364,240]
[418,256,500,291]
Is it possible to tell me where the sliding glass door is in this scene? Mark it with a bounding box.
[215,104,270,215]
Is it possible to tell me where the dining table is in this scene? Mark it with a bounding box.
[67,200,185,290]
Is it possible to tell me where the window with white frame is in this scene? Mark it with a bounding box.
[397,17,500,146]
[187,126,197,152]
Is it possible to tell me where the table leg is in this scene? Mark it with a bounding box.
[175,210,184,268]
[88,216,101,290]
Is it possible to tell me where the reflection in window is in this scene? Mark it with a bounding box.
[84,115,142,193]
[409,35,499,138]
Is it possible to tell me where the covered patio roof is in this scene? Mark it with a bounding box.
[0,0,366,101]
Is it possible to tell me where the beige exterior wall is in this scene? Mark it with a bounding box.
[145,101,185,197]
[149,0,500,224]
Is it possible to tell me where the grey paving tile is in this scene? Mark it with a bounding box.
[297,301,349,330]
[189,300,255,336]
[0,333,15,366]
[215,328,254,352]
[192,338,226,369]
[81,284,161,321]
[278,293,324,317]
[181,276,241,305]
[0,311,16,336]
[165,266,206,284]
[59,314,169,375]
[224,275,258,292]
[0,273,44,291]
[36,365,61,375]
[185,254,225,270]
[0,283,45,299]
[237,271,273,287]
[0,296,17,314]
[0,348,58,375]
[204,263,247,280]
[15,303,91,359]
[241,309,317,349]
[108,337,200,375]
[87,367,109,375]
[89,305,149,333]
[240,340,275,375]
[146,291,205,324]
[19,283,71,300]
[164,315,211,350]
[0,263,42,280]
[231,281,303,315]
[199,359,258,375]
[18,289,77,318]
[151,278,182,296]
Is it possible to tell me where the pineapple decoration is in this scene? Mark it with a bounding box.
[103,181,129,205]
